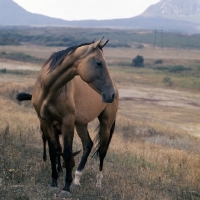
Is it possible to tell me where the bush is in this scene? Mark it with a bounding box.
[136,44,144,49]
[0,51,6,55]
[154,59,163,64]
[132,55,144,67]
[0,52,44,63]
[0,68,6,73]
[162,76,173,86]
[168,65,188,73]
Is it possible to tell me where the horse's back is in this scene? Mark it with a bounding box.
[72,76,106,124]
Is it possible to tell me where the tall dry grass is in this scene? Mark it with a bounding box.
[0,72,200,200]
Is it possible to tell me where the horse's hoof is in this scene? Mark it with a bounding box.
[70,182,80,192]
[96,182,102,188]
[48,187,60,194]
[73,180,81,186]
[57,190,71,198]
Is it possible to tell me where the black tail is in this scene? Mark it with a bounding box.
[16,93,32,101]
[93,121,116,157]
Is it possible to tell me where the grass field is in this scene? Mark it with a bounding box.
[0,27,200,199]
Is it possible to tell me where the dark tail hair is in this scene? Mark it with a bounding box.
[93,121,116,157]
[16,93,32,101]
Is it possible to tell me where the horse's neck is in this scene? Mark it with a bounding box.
[39,46,88,99]
[42,60,78,96]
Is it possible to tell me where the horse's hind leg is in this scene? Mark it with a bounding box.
[41,127,47,162]
[74,123,93,185]
[47,137,59,187]
[53,124,63,173]
[41,124,63,173]
[40,119,59,188]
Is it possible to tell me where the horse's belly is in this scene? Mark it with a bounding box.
[75,100,105,124]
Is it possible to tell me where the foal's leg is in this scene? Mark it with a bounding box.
[74,123,93,185]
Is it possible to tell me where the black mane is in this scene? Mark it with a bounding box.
[43,41,101,72]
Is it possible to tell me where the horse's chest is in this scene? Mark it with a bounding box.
[74,97,105,124]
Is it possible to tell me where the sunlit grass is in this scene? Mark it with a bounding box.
[0,78,199,199]
[0,43,200,199]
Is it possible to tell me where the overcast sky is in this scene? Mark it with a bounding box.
[13,0,161,20]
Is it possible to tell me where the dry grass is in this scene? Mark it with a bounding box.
[0,45,200,199]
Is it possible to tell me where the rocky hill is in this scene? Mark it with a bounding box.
[0,0,199,33]
[142,0,200,23]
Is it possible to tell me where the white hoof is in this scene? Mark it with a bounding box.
[73,170,82,185]
[96,182,102,188]
[96,171,103,188]
[57,190,71,198]
[73,180,81,185]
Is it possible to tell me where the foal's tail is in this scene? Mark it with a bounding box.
[16,93,32,101]
[93,120,116,157]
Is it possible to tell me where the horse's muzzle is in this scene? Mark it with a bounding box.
[102,92,116,103]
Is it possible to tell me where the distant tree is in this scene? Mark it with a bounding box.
[154,59,163,64]
[132,55,144,67]
[136,44,144,49]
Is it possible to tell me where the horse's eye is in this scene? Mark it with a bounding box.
[97,62,102,66]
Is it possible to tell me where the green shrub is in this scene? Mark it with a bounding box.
[0,52,44,63]
[0,51,6,55]
[168,65,187,73]
[136,44,144,49]
[0,68,6,73]
[154,59,163,64]
[132,55,144,67]
[163,76,173,86]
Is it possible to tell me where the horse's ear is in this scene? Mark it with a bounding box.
[72,150,81,157]
[93,37,104,49]
[100,39,109,49]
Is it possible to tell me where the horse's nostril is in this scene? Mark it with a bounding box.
[102,93,115,103]
[112,93,116,100]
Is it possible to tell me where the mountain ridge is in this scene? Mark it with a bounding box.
[0,0,70,25]
[142,0,200,23]
[0,0,199,33]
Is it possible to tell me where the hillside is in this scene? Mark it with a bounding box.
[142,0,200,23]
[0,0,198,33]
[0,0,69,25]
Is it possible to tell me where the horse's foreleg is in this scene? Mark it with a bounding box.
[74,123,93,185]
[96,127,109,188]
[97,111,116,188]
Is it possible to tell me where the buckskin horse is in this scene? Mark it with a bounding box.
[17,38,118,198]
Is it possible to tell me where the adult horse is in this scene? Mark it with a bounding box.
[17,38,118,197]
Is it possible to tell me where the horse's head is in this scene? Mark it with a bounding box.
[75,38,116,103]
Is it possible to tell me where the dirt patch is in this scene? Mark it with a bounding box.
[0,61,40,71]
[118,87,200,137]
[119,88,200,109]
[1,61,200,137]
